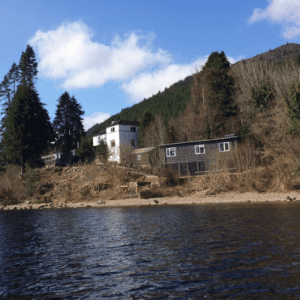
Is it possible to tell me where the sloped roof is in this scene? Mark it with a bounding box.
[132,147,156,154]
[107,120,140,128]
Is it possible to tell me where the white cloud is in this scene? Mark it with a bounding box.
[29,21,171,90]
[83,112,110,131]
[30,21,244,104]
[249,0,300,38]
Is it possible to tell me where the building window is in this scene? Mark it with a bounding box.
[111,140,115,147]
[219,142,230,152]
[131,127,136,132]
[195,144,205,154]
[98,136,101,143]
[166,147,176,157]
[137,154,141,160]
[111,127,115,132]
[131,140,135,146]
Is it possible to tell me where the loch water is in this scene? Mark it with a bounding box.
[0,202,300,299]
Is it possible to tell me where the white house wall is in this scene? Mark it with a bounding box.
[93,133,107,147]
[106,124,139,163]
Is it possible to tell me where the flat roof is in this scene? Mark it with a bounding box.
[158,135,238,147]
[106,120,140,128]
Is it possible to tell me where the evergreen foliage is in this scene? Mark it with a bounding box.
[138,111,154,147]
[19,45,38,87]
[95,140,110,161]
[76,137,94,162]
[285,83,300,136]
[205,51,237,118]
[53,92,85,153]
[251,80,273,113]
[86,76,193,137]
[2,85,54,169]
[0,46,53,171]
[0,63,21,142]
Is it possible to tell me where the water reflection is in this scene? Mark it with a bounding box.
[0,203,300,298]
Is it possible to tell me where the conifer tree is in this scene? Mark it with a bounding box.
[1,45,54,172]
[19,45,38,87]
[138,111,154,147]
[191,51,237,139]
[76,137,94,163]
[3,85,54,172]
[53,92,84,154]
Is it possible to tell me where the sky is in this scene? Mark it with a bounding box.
[0,0,298,131]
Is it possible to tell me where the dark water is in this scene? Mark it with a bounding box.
[0,203,300,299]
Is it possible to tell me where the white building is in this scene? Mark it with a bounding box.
[93,120,139,163]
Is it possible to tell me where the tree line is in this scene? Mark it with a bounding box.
[0,45,87,173]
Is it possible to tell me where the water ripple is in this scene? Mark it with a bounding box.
[0,203,300,298]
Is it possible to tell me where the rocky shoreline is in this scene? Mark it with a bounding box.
[1,191,300,211]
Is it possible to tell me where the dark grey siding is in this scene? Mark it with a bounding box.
[160,137,238,176]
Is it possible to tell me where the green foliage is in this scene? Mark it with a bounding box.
[95,140,109,161]
[76,137,94,162]
[2,85,54,168]
[138,111,154,147]
[26,169,41,196]
[251,81,273,112]
[19,45,38,87]
[86,76,193,137]
[285,83,300,136]
[53,92,85,152]
[205,51,237,118]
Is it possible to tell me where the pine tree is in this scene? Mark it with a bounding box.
[191,51,237,139]
[0,63,21,138]
[76,137,94,163]
[2,85,54,172]
[8,62,21,98]
[19,45,38,87]
[53,92,84,154]
[205,51,237,118]
[138,111,154,147]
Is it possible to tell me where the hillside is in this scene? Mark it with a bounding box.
[86,75,193,137]
[87,43,300,138]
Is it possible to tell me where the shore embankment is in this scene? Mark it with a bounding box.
[1,191,300,211]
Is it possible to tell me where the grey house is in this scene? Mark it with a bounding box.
[132,147,157,168]
[159,134,238,176]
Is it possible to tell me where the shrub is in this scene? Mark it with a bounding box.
[0,165,25,205]
[163,167,180,187]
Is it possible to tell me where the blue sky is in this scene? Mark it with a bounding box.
[0,0,297,130]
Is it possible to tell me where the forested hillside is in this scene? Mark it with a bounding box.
[87,43,300,138]
[86,76,193,137]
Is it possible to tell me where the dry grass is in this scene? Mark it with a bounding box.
[0,165,26,205]
[189,140,300,195]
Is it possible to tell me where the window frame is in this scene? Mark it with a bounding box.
[111,140,115,147]
[195,144,205,154]
[218,142,230,152]
[111,127,115,132]
[130,127,136,132]
[166,147,176,157]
